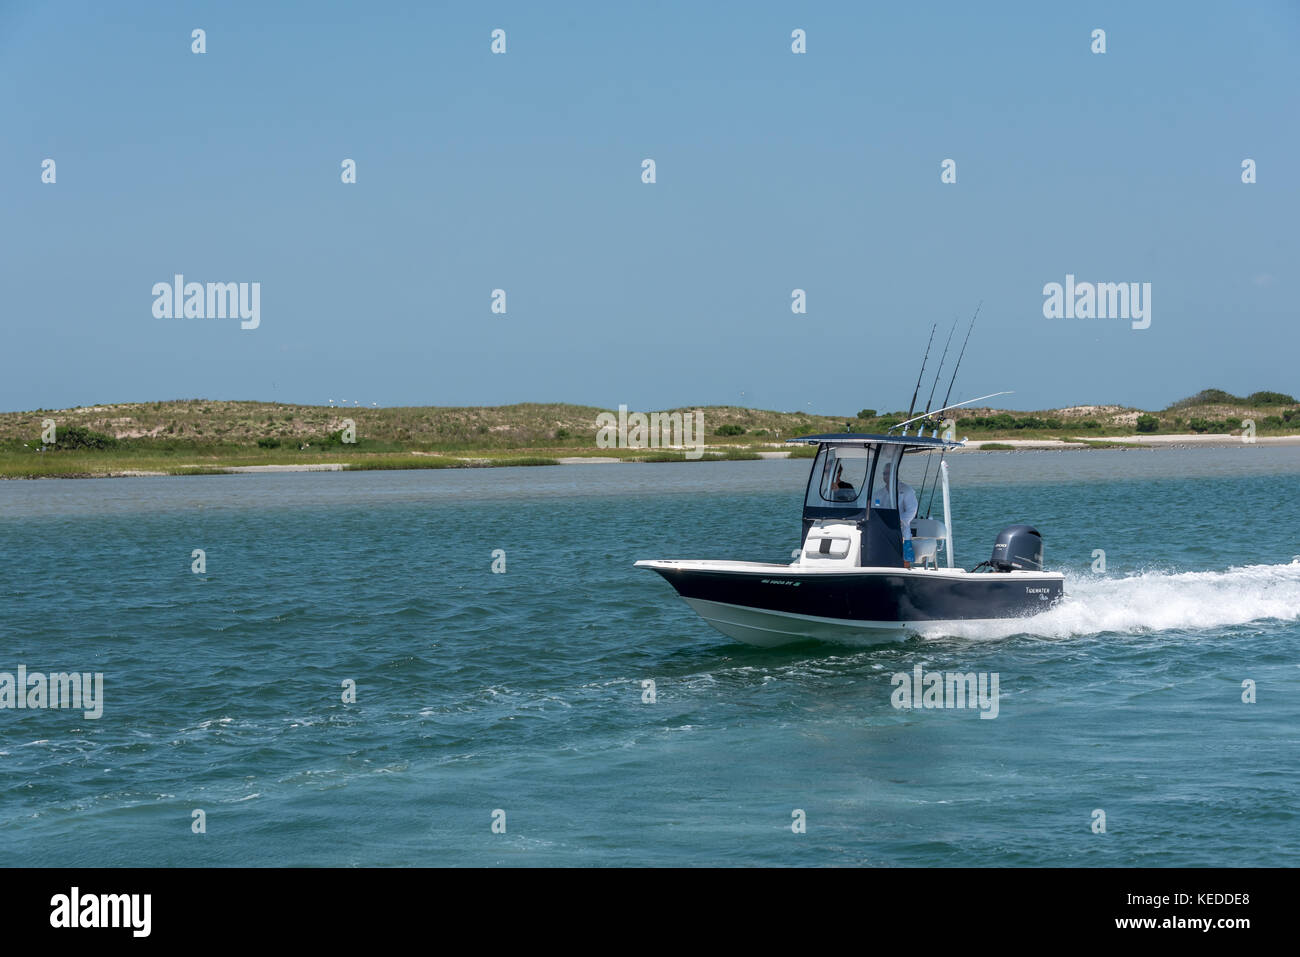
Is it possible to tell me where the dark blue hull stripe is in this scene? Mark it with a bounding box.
[649,568,1062,622]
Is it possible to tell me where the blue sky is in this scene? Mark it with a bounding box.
[3,1,1297,414]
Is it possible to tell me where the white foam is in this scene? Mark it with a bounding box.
[916,561,1300,641]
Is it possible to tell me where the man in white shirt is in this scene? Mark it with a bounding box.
[878,461,919,568]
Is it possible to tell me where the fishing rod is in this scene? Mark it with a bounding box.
[924,303,982,517]
[923,457,943,519]
[939,302,980,412]
[915,317,960,497]
[923,318,959,420]
[904,323,937,421]
[924,464,944,519]
[891,390,1010,434]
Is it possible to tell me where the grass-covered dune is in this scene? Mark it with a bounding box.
[954,389,1300,437]
[0,389,1295,478]
[0,400,844,451]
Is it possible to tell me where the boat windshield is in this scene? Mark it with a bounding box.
[806,445,871,507]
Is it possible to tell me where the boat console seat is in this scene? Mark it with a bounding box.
[798,521,862,567]
[908,517,947,568]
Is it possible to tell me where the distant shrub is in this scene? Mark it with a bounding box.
[714,424,746,436]
[45,425,118,450]
[857,409,877,419]
[554,428,570,439]
[1225,416,1242,430]
[875,418,901,430]
[963,414,1063,431]
[1135,414,1159,433]
[964,414,1004,431]
[1165,388,1295,411]
[1246,391,1297,406]
[257,437,281,448]
[1170,389,1241,409]
[1262,416,1284,427]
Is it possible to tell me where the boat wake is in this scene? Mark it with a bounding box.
[915,560,1300,641]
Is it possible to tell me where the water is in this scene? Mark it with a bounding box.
[2,447,1298,866]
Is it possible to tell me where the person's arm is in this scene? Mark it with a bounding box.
[900,484,918,537]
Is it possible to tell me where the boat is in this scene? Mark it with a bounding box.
[635,424,1065,647]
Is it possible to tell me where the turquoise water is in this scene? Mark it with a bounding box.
[2,448,1299,866]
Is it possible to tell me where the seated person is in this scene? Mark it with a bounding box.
[829,463,856,501]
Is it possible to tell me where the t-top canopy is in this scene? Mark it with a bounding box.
[786,432,965,450]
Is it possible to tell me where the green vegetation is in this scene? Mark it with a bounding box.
[964,414,1065,431]
[1169,388,1297,409]
[632,449,760,463]
[0,389,1295,478]
[44,425,120,450]
[1245,391,1296,405]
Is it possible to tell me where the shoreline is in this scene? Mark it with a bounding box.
[962,433,1300,450]
[5,432,1299,479]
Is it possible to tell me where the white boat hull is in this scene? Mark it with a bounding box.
[683,598,912,647]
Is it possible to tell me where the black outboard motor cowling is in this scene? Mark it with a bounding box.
[990,524,1044,571]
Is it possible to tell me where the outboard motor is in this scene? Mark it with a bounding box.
[990,524,1044,571]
